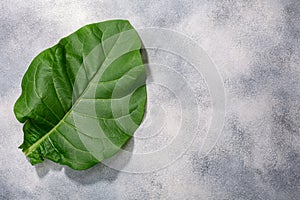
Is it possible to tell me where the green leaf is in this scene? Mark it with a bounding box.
[14,20,147,170]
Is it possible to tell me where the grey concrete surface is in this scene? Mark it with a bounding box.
[1,0,300,199]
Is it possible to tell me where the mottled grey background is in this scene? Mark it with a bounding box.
[1,0,300,199]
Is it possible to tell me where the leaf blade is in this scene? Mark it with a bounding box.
[14,20,147,170]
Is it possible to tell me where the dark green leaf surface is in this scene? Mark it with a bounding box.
[14,20,147,170]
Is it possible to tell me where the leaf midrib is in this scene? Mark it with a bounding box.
[24,30,129,156]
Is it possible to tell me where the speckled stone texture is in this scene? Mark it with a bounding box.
[1,0,300,199]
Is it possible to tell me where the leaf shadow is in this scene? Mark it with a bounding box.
[64,138,135,185]
[34,159,63,178]
[141,43,149,66]
[64,163,120,185]
[34,138,135,185]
